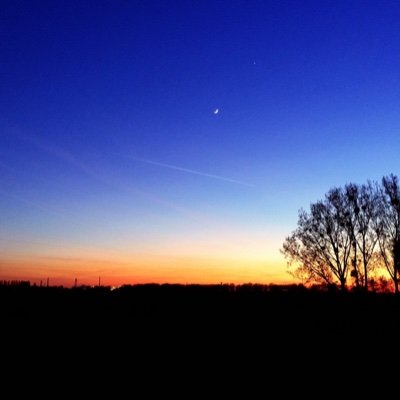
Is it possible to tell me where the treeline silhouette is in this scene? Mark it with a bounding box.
[283,174,400,292]
[3,282,400,383]
[0,280,30,287]
[3,283,400,337]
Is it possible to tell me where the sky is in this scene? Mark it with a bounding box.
[1,0,400,286]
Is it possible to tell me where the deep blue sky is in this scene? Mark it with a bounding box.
[1,1,400,284]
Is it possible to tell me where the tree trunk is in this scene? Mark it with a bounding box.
[393,238,400,294]
[363,256,368,291]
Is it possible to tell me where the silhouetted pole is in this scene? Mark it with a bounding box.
[74,278,77,288]
[46,277,49,287]
[98,276,101,287]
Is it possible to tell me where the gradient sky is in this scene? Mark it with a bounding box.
[1,0,400,286]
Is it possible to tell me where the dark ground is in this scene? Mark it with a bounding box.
[3,283,400,341]
[2,283,399,388]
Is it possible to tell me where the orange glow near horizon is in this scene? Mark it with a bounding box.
[0,251,290,286]
[0,226,293,287]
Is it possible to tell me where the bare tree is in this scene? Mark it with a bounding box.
[282,188,353,290]
[376,175,400,294]
[283,176,400,293]
[344,182,379,290]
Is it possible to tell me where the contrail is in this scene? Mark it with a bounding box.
[128,157,253,187]
[7,129,207,221]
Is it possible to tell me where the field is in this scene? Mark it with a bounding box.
[3,284,400,341]
[3,283,398,386]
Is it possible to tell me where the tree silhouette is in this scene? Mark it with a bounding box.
[343,182,379,290]
[282,188,353,290]
[283,175,400,293]
[376,175,400,294]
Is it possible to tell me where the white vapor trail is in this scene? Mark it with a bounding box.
[129,157,253,187]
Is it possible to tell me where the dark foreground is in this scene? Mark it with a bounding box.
[2,284,400,385]
[3,283,400,338]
